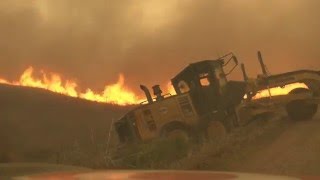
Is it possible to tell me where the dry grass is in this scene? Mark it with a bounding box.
[106,139,191,169]
[169,115,289,170]
[43,114,287,170]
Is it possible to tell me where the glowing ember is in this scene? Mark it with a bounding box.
[0,67,143,106]
[252,82,308,99]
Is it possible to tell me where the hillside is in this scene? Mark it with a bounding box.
[2,83,320,177]
[169,111,320,176]
[0,84,129,163]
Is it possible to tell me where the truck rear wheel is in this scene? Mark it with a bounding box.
[286,88,318,121]
[286,100,318,121]
[206,120,227,143]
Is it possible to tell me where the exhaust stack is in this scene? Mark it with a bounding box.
[152,85,164,101]
[140,85,153,104]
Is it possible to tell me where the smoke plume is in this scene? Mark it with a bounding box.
[0,0,319,94]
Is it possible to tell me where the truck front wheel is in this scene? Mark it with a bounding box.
[165,129,189,143]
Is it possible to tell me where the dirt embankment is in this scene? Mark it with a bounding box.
[172,110,320,176]
[237,115,320,176]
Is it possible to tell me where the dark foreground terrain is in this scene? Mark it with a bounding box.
[1,84,320,177]
[0,84,128,165]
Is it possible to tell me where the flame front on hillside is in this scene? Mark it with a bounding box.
[1,67,305,106]
[0,67,143,106]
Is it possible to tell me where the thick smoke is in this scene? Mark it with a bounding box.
[0,0,319,94]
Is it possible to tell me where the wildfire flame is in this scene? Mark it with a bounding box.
[4,66,305,105]
[252,82,308,99]
[0,67,143,105]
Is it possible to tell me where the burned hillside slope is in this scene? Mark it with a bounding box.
[0,84,128,163]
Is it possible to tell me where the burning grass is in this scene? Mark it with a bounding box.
[0,67,142,105]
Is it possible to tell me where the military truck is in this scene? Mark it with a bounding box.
[115,52,320,144]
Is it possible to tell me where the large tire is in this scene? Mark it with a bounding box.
[286,100,318,121]
[165,129,189,143]
[286,88,318,121]
[206,120,227,143]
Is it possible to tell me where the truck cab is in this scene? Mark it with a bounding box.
[171,54,246,116]
[115,53,247,144]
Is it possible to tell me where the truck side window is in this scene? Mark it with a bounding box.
[199,73,211,86]
[143,109,157,131]
[200,77,210,86]
[178,80,190,93]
